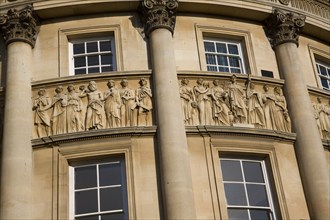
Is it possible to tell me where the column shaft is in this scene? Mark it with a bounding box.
[276,43,329,219]
[149,28,196,219]
[0,42,33,219]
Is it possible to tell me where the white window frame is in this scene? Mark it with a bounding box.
[203,38,246,74]
[220,157,277,220]
[69,156,128,220]
[69,36,117,76]
[315,60,330,91]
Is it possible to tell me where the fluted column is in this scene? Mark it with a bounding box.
[0,5,39,219]
[140,1,196,219]
[265,9,329,219]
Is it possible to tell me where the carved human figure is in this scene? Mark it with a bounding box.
[228,74,247,124]
[194,78,209,125]
[104,80,122,128]
[273,87,291,132]
[66,84,84,133]
[179,78,195,125]
[120,79,136,127]
[246,82,265,128]
[210,79,230,126]
[32,89,51,137]
[314,97,330,139]
[80,81,104,130]
[136,78,153,126]
[262,84,276,130]
[203,82,214,125]
[51,86,67,135]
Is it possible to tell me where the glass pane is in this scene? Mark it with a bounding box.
[204,42,215,52]
[250,209,271,220]
[224,183,247,206]
[321,78,329,89]
[229,57,240,67]
[99,162,122,186]
[101,212,125,220]
[227,208,249,220]
[76,215,99,220]
[100,187,123,211]
[243,161,264,183]
[75,166,97,189]
[87,42,98,53]
[246,184,269,207]
[88,67,100,74]
[75,68,87,75]
[206,54,216,65]
[228,44,239,55]
[100,40,112,52]
[220,160,243,181]
[102,66,113,72]
[73,43,85,54]
[88,55,99,66]
[218,55,228,66]
[219,67,230,72]
[231,68,241,73]
[216,43,227,53]
[101,54,112,65]
[327,68,330,76]
[75,189,98,215]
[74,57,86,68]
[207,66,217,72]
[319,66,327,76]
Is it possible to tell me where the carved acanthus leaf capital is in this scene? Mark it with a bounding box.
[139,0,178,37]
[0,5,40,48]
[264,9,306,48]
[279,0,290,5]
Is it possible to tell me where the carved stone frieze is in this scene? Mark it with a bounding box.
[264,9,306,48]
[279,0,290,5]
[0,5,40,47]
[312,97,330,140]
[139,0,178,36]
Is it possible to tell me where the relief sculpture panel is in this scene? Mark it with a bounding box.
[312,97,330,140]
[32,78,153,138]
[179,74,292,133]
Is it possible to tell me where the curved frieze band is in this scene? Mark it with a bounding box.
[264,9,306,48]
[139,0,178,36]
[0,5,40,47]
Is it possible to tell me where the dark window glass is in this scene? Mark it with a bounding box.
[227,208,249,220]
[246,184,269,207]
[75,68,86,75]
[231,68,241,73]
[101,54,112,65]
[224,183,247,206]
[102,66,113,72]
[88,67,100,74]
[243,161,264,183]
[228,44,239,55]
[206,54,216,65]
[101,213,125,220]
[250,209,271,220]
[76,215,99,220]
[74,43,85,54]
[100,41,112,52]
[216,43,227,53]
[99,162,122,186]
[88,55,99,66]
[229,57,240,67]
[204,42,215,52]
[87,42,98,53]
[75,189,98,214]
[220,160,243,181]
[319,66,327,76]
[74,57,86,68]
[219,67,230,72]
[218,55,228,66]
[207,66,217,72]
[75,166,97,189]
[100,187,123,211]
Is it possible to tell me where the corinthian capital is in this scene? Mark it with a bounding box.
[264,9,305,48]
[139,0,178,37]
[0,5,40,48]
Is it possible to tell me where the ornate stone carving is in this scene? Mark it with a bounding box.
[179,78,195,126]
[264,9,306,48]
[104,80,122,128]
[313,97,330,139]
[279,0,290,5]
[120,79,136,127]
[0,5,40,47]
[246,82,265,128]
[32,89,51,137]
[228,74,247,124]
[139,0,178,36]
[51,86,67,135]
[210,79,230,126]
[66,84,84,133]
[136,78,153,126]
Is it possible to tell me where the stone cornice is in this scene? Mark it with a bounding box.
[0,5,40,48]
[264,9,306,48]
[139,0,178,37]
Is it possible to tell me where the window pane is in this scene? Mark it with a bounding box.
[101,213,125,220]
[218,55,228,66]
[87,42,98,53]
[327,68,330,76]
[250,209,271,220]
[243,161,264,183]
[220,160,243,181]
[216,43,227,53]
[100,187,123,211]
[88,55,99,66]
[99,162,122,186]
[75,189,98,214]
[76,215,99,220]
[246,184,269,207]
[228,44,239,55]
[88,67,100,74]
[102,66,113,72]
[100,41,112,52]
[227,208,249,220]
[224,183,247,206]
[231,68,241,73]
[319,66,327,76]
[321,78,329,89]
[75,68,87,75]
[74,43,85,54]
[74,57,86,68]
[75,166,97,189]
[206,54,216,65]
[207,66,217,72]
[219,67,230,72]
[204,42,215,52]
[229,57,240,67]
[101,54,112,65]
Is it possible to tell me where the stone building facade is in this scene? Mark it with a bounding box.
[0,0,329,219]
